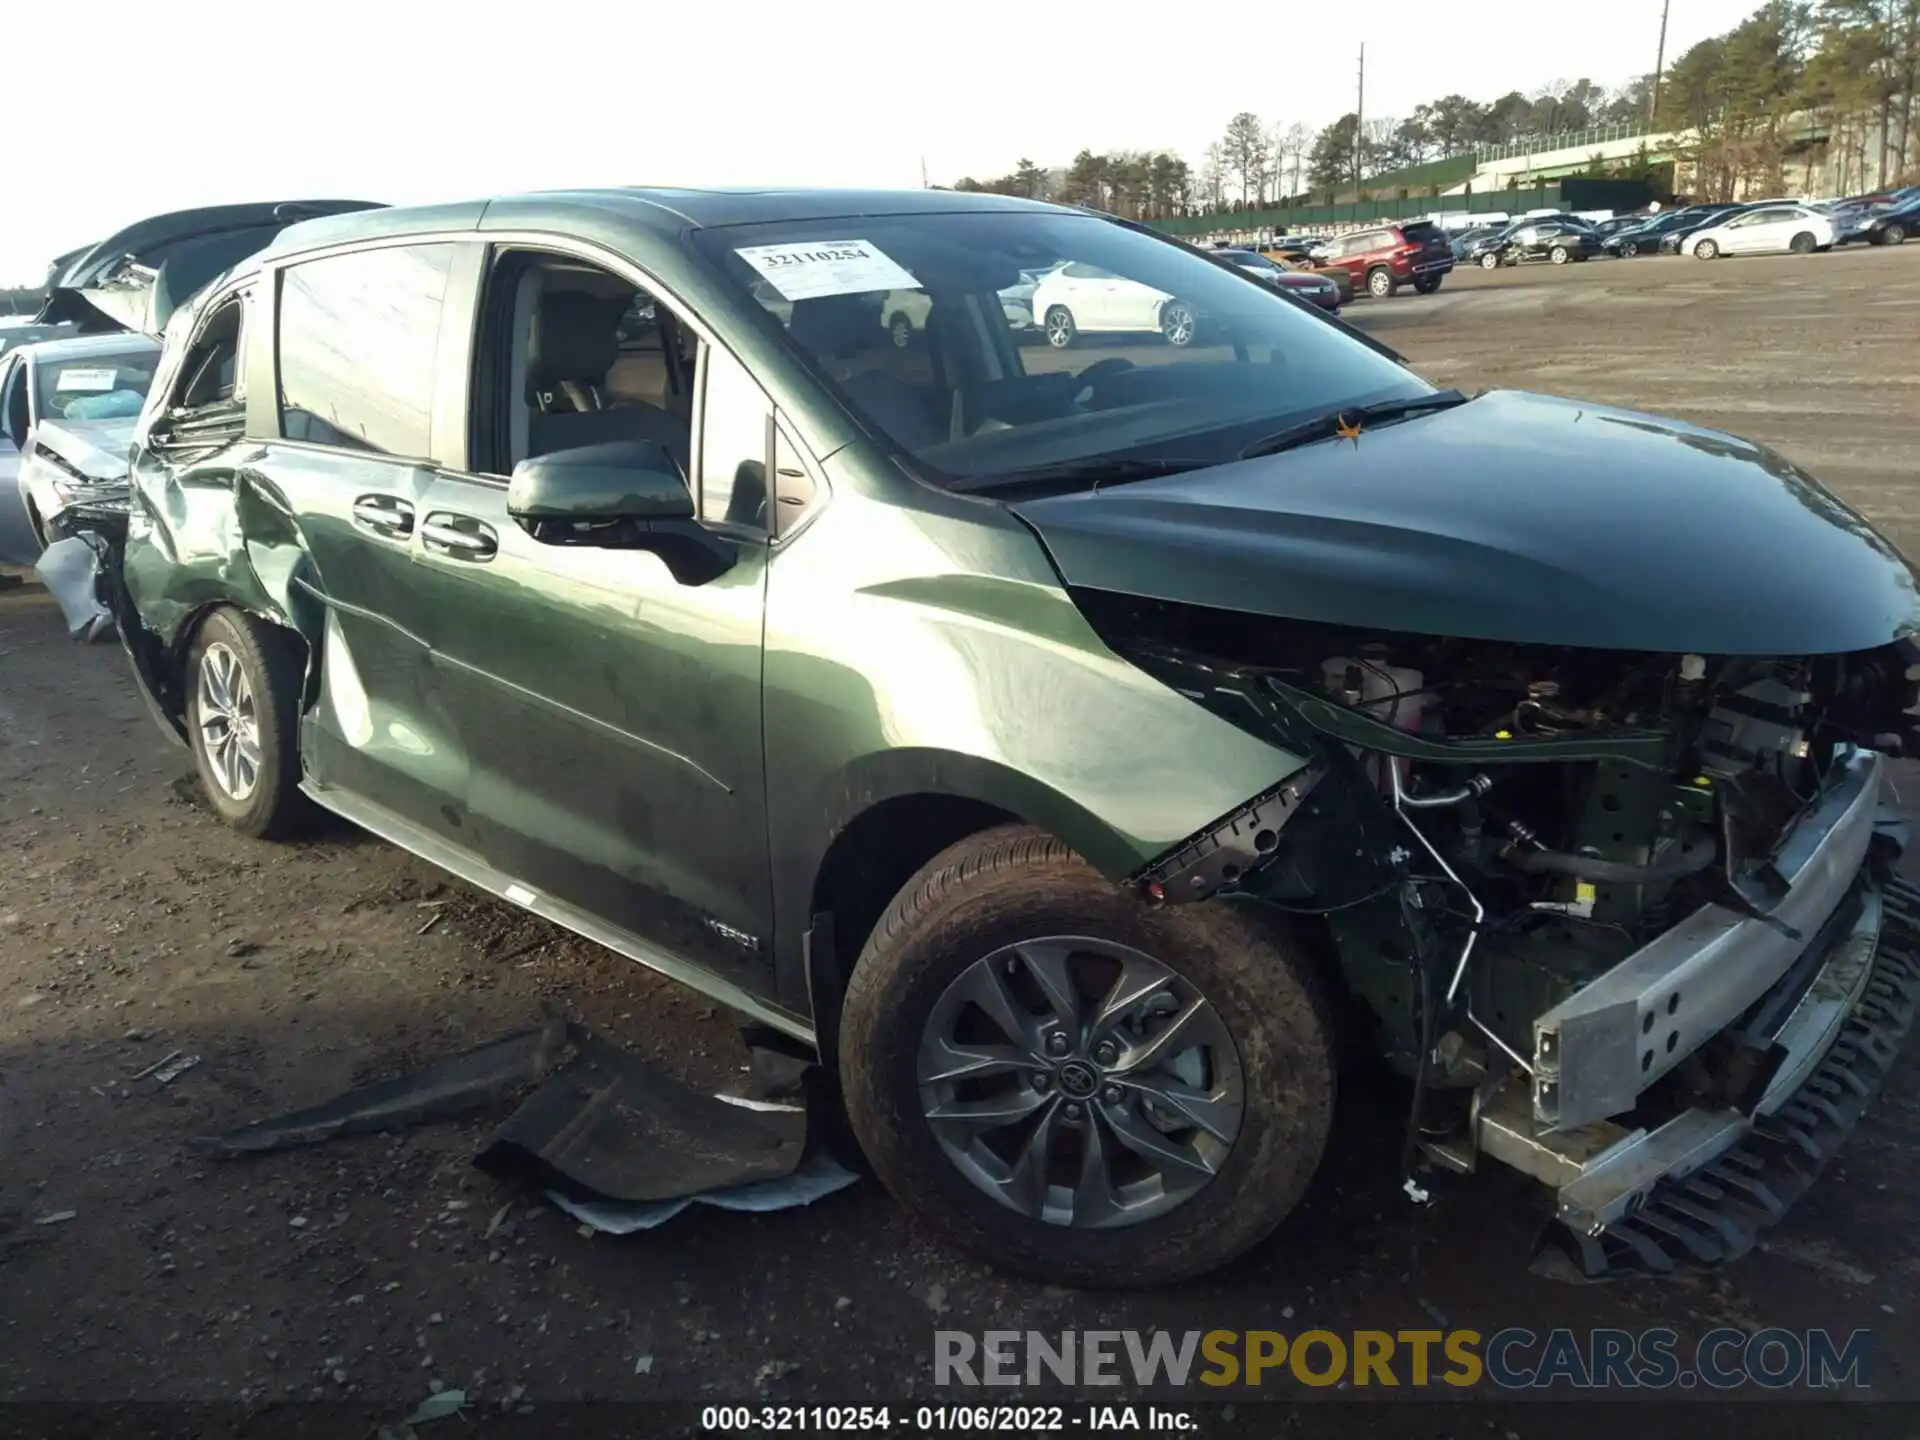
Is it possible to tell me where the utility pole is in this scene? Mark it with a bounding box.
[1649,0,1669,125]
[920,156,930,189]
[1354,44,1366,191]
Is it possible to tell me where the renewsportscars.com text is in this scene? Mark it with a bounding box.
[934,1327,1873,1391]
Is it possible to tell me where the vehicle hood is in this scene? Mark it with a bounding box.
[31,417,139,482]
[1012,389,1920,655]
[38,200,384,335]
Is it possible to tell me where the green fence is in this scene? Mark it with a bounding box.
[1153,187,1559,235]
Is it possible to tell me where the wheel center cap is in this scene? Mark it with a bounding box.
[1056,1059,1100,1099]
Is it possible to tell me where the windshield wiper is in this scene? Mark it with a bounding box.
[1236,389,1469,461]
[948,456,1215,497]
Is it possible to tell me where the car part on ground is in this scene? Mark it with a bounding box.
[58,188,1920,1290]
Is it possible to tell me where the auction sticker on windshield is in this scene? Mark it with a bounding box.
[55,368,118,393]
[735,240,920,302]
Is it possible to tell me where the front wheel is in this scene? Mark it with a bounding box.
[184,607,311,838]
[1479,251,1501,270]
[1693,238,1720,260]
[1043,305,1077,349]
[1366,266,1396,298]
[1620,240,1640,258]
[1549,245,1570,265]
[1788,231,1817,255]
[839,825,1335,1288]
[1882,222,1907,246]
[1159,300,1197,346]
[888,314,914,348]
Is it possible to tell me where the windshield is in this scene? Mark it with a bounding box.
[695,211,1423,486]
[32,343,162,422]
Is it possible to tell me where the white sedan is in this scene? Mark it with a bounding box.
[1030,262,1199,348]
[1688,205,1837,259]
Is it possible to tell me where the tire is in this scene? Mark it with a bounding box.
[1158,300,1197,346]
[1549,245,1570,265]
[1693,238,1719,260]
[888,314,914,348]
[1366,266,1396,298]
[839,825,1335,1288]
[1883,222,1907,246]
[1412,275,1442,295]
[184,607,311,839]
[1620,241,1640,257]
[1043,305,1076,349]
[1788,231,1816,255]
[1479,251,1501,270]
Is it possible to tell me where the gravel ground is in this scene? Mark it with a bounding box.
[3,245,1920,1422]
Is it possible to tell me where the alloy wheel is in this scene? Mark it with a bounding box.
[916,936,1245,1229]
[890,316,913,348]
[1885,223,1907,245]
[196,642,262,802]
[1550,246,1569,264]
[1695,239,1718,259]
[1160,302,1196,346]
[1044,307,1075,348]
[1480,252,1500,270]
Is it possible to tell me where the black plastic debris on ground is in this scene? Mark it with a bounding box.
[189,1016,838,1212]
[473,1030,805,1204]
[188,1016,574,1159]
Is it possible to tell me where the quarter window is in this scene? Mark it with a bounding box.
[277,243,455,457]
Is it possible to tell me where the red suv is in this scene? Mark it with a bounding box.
[1311,220,1455,299]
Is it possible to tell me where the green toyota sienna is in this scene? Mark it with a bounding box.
[57,189,1920,1286]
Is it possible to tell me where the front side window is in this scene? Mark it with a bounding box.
[277,243,455,457]
[697,211,1422,489]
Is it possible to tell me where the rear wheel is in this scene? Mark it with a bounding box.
[1693,238,1720,260]
[1549,244,1570,265]
[1479,251,1501,271]
[184,608,311,839]
[1043,306,1077,349]
[1789,231,1817,255]
[839,825,1335,1288]
[1412,275,1442,294]
[1882,222,1908,246]
[1366,266,1396,298]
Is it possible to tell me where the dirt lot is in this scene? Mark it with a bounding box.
[4,246,1920,1420]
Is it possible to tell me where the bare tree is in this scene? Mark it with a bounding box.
[1276,122,1315,197]
[1220,111,1269,203]
[1201,141,1227,208]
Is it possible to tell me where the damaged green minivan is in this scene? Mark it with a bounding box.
[72,188,1920,1286]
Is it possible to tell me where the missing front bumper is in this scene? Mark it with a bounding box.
[1469,872,1920,1280]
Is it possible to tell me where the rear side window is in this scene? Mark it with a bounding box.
[1398,222,1442,244]
[277,243,455,457]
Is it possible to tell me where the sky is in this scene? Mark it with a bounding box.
[1,0,1765,284]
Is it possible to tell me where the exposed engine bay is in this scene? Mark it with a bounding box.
[1078,589,1920,1261]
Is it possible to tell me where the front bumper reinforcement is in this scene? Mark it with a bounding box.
[1530,873,1920,1280]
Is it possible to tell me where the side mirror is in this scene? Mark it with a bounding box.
[507,439,734,586]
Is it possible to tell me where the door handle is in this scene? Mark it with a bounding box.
[352,495,415,538]
[421,512,498,562]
